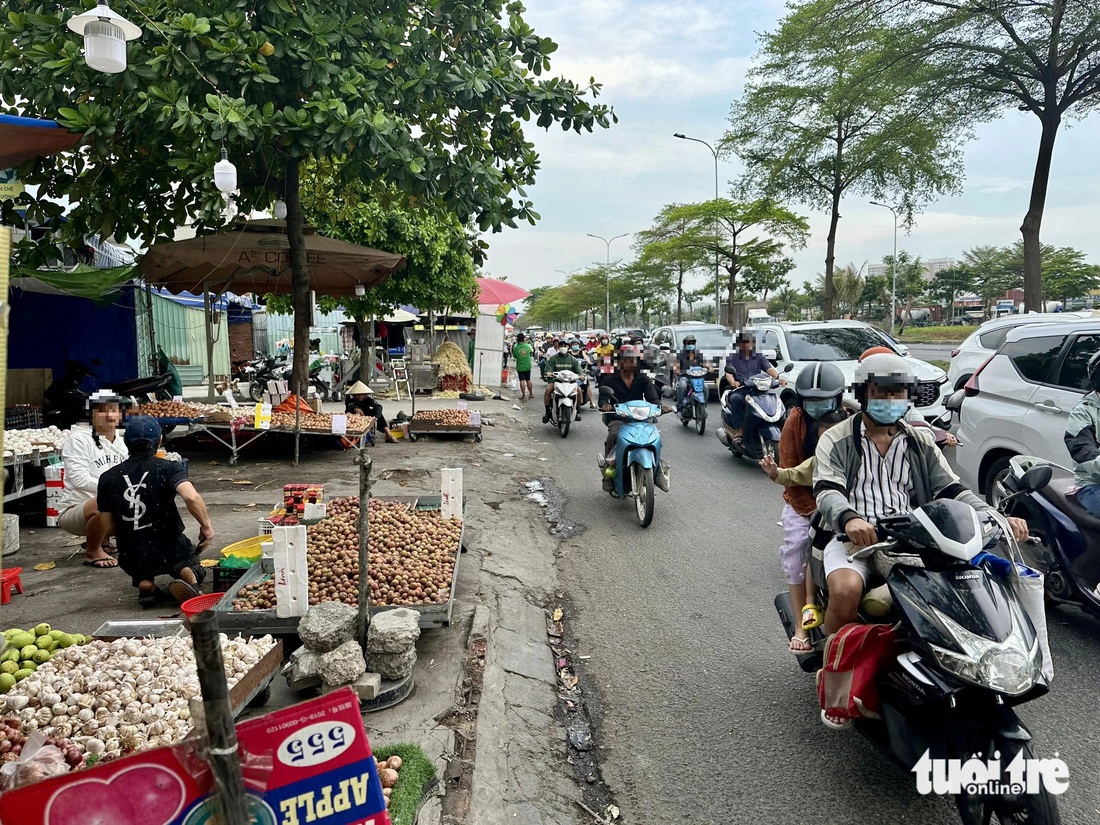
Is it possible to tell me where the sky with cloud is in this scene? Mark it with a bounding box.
[484,0,1100,297]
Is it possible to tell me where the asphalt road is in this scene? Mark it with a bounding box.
[906,342,960,363]
[521,390,1100,824]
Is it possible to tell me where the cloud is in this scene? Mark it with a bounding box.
[967,176,1031,195]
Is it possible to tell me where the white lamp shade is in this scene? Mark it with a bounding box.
[273,200,288,220]
[67,4,143,39]
[355,284,366,296]
[213,149,237,194]
[84,20,127,73]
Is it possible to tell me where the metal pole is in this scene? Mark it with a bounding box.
[191,611,250,825]
[871,202,899,335]
[355,447,373,646]
[674,134,720,323]
[587,234,628,331]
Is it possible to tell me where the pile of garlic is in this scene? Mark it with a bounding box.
[3,426,68,459]
[0,634,276,759]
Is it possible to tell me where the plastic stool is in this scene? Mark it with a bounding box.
[1,568,24,605]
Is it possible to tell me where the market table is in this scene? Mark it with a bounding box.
[2,448,57,505]
[164,418,376,465]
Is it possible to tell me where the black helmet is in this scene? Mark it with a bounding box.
[795,362,846,400]
[1088,351,1100,391]
[683,335,697,346]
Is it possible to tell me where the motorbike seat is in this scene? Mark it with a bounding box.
[1039,474,1100,533]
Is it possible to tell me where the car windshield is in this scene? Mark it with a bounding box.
[678,329,733,348]
[785,327,899,361]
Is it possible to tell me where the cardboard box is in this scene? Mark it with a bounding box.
[0,687,391,825]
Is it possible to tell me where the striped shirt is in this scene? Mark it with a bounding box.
[851,432,913,523]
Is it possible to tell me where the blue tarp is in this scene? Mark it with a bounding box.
[8,283,139,386]
[153,287,229,311]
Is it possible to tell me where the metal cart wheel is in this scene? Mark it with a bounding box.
[248,686,272,708]
[475,432,483,443]
[408,432,418,442]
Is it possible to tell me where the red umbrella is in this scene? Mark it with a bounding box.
[477,277,529,305]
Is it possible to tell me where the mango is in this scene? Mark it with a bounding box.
[38,638,58,652]
[19,661,36,672]
[57,634,77,649]
[9,632,34,650]
[33,623,51,637]
[0,673,15,693]
[0,661,18,675]
[19,645,37,660]
[0,648,18,663]
[3,629,24,641]
[13,669,33,682]
[32,649,51,664]
[48,630,66,641]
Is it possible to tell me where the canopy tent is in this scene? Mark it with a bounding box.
[476,277,529,305]
[0,115,82,168]
[141,219,406,296]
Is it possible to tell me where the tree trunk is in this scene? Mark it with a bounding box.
[726,234,737,329]
[823,190,841,320]
[286,160,311,395]
[357,318,370,384]
[1020,112,1061,312]
[676,264,684,323]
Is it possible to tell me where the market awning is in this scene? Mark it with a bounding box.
[0,115,83,168]
[141,219,406,297]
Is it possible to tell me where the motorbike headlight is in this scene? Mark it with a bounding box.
[928,609,1039,696]
[630,406,649,421]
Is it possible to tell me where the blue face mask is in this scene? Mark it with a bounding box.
[866,398,910,425]
[802,399,836,419]
[685,345,696,352]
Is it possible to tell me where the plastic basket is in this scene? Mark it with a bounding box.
[258,518,275,536]
[440,375,469,392]
[180,592,224,620]
[220,535,272,562]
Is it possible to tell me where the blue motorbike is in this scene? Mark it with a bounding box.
[716,369,785,461]
[596,387,671,528]
[678,365,708,435]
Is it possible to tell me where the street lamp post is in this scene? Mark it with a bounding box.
[870,201,899,335]
[587,233,628,331]
[674,133,720,323]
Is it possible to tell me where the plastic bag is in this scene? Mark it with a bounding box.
[0,732,72,791]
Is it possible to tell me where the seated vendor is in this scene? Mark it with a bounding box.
[97,417,214,608]
[345,381,398,443]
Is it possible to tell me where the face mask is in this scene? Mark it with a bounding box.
[558,347,568,355]
[601,340,609,346]
[866,398,910,425]
[685,344,696,352]
[802,399,836,419]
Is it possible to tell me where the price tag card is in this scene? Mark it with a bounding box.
[173,395,183,402]
[330,414,348,435]
[255,402,272,430]
[223,389,239,409]
[456,400,468,411]
[469,411,481,427]
[146,392,158,402]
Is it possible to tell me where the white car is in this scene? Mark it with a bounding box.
[954,320,1100,502]
[946,311,1097,391]
[746,320,951,422]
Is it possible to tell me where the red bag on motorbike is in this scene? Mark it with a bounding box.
[816,623,901,722]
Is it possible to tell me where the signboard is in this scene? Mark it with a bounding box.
[0,168,25,200]
[0,687,391,825]
[330,414,348,436]
[441,468,463,521]
[255,402,272,430]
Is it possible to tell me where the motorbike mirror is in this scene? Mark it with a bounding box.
[945,389,964,413]
[598,386,614,401]
[783,362,794,373]
[1018,465,1053,493]
[724,366,737,375]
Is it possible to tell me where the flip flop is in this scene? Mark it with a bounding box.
[801,604,824,630]
[168,579,202,604]
[82,557,118,569]
[821,709,852,730]
[789,635,813,653]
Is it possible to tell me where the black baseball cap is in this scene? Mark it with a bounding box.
[124,415,162,450]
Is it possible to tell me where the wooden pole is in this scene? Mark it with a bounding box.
[191,611,250,825]
[0,228,10,564]
[355,448,373,645]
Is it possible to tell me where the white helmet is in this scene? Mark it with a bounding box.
[853,353,916,403]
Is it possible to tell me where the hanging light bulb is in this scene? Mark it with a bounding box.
[355,284,366,297]
[66,4,142,74]
[273,200,288,220]
[213,147,237,194]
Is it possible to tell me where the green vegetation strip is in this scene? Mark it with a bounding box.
[373,743,437,825]
[895,324,975,343]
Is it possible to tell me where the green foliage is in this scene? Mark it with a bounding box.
[726,0,970,317]
[371,744,436,825]
[634,203,711,321]
[927,266,976,317]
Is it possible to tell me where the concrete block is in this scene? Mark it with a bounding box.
[298,601,358,653]
[2,514,19,556]
[323,671,381,701]
[319,640,367,686]
[367,607,421,654]
[367,647,417,680]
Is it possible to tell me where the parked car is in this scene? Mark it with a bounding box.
[745,320,951,421]
[946,311,1097,391]
[644,324,734,398]
[954,320,1100,502]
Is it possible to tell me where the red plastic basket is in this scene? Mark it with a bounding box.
[181,592,224,619]
[440,375,469,392]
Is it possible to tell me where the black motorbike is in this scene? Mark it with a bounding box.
[248,356,290,402]
[775,484,1058,825]
[43,358,98,428]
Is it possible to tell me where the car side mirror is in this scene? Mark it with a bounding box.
[762,349,777,362]
[945,389,964,413]
[1019,465,1053,493]
[659,343,670,352]
[896,344,911,357]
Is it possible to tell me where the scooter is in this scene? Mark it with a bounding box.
[595,386,671,528]
[715,368,785,460]
[775,489,1058,825]
[677,366,708,435]
[43,359,98,428]
[547,370,581,438]
[248,356,290,402]
[999,453,1100,619]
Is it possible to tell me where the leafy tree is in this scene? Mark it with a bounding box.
[742,255,796,301]
[962,245,1021,316]
[615,260,674,327]
[884,251,929,332]
[820,0,1100,314]
[769,284,801,320]
[833,263,866,317]
[997,241,1100,308]
[860,274,890,320]
[0,0,615,387]
[725,0,967,318]
[928,265,976,321]
[634,204,711,322]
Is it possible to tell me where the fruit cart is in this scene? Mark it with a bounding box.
[406,411,482,443]
[212,496,465,633]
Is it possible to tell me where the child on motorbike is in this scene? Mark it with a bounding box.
[1064,351,1100,517]
[759,363,847,652]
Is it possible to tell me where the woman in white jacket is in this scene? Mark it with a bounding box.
[58,392,130,568]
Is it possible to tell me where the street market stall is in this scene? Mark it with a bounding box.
[405,409,482,443]
[2,425,67,507]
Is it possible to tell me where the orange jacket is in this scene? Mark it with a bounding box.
[779,407,817,517]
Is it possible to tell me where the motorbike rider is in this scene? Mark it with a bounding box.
[722,330,786,444]
[1063,350,1100,517]
[543,339,585,423]
[595,334,615,359]
[567,338,594,408]
[672,335,705,412]
[598,345,670,490]
[856,346,958,446]
[812,353,1030,646]
[764,362,848,651]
